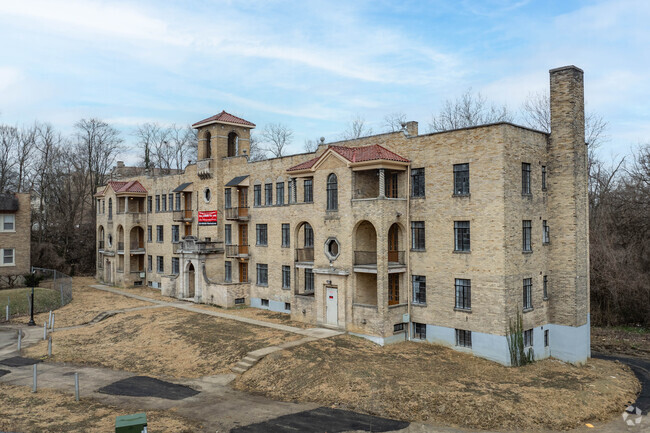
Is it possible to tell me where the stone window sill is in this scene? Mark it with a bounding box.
[411,302,427,307]
[452,193,470,198]
[523,307,534,313]
[454,307,472,313]
[453,250,471,254]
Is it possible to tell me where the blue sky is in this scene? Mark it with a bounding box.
[0,0,648,163]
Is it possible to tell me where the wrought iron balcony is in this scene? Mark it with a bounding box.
[225,206,249,221]
[226,244,249,258]
[176,236,224,254]
[173,210,193,222]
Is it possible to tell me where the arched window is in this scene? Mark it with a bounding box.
[327,173,338,211]
[205,131,212,159]
[227,132,238,157]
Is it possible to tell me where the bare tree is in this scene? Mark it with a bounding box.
[248,132,267,162]
[0,125,18,192]
[261,123,293,158]
[342,114,373,140]
[15,123,37,192]
[303,138,321,153]
[382,112,407,132]
[429,88,513,132]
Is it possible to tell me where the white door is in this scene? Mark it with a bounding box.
[326,287,338,326]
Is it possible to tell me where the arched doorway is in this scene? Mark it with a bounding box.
[187,263,195,298]
[388,223,399,263]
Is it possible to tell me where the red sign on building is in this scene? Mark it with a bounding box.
[198,210,218,226]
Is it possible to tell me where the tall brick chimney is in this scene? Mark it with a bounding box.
[547,66,589,335]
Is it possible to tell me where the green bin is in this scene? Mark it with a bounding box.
[115,412,147,433]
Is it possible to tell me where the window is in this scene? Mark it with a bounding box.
[281,224,290,247]
[203,188,211,203]
[522,220,532,252]
[413,322,426,340]
[225,224,232,245]
[265,183,273,205]
[261,298,269,307]
[108,198,112,218]
[147,226,152,243]
[147,255,152,272]
[225,261,232,282]
[453,163,470,195]
[455,278,471,311]
[522,163,531,194]
[288,179,294,204]
[455,329,472,348]
[411,168,425,197]
[544,329,549,347]
[276,182,284,205]
[254,184,261,207]
[1,214,15,232]
[325,238,340,260]
[171,257,179,274]
[543,220,550,244]
[156,225,163,242]
[412,275,426,304]
[224,188,232,209]
[102,200,105,214]
[524,329,533,347]
[1,248,15,266]
[285,302,291,311]
[162,194,167,211]
[257,264,268,286]
[523,278,533,310]
[454,221,470,252]
[172,225,179,243]
[326,173,338,210]
[304,178,313,203]
[156,256,164,273]
[305,268,314,292]
[394,323,405,333]
[411,221,425,250]
[256,224,268,246]
[168,193,173,210]
[147,196,152,213]
[541,166,547,191]
[543,275,548,300]
[235,297,245,305]
[282,265,291,289]
[175,193,181,210]
[155,195,160,212]
[304,223,314,247]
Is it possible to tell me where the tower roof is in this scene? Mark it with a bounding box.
[192,111,256,128]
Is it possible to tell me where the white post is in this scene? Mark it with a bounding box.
[51,313,55,331]
[32,364,37,393]
[48,310,52,328]
[5,305,8,321]
[47,336,52,356]
[17,331,21,350]
[74,372,79,401]
[43,322,47,340]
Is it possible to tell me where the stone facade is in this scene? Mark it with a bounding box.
[95,66,590,365]
[0,192,31,283]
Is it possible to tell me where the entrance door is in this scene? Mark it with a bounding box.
[188,263,195,298]
[239,224,248,255]
[239,188,248,218]
[388,224,399,262]
[326,287,338,326]
[239,262,248,283]
[388,274,399,305]
[385,172,398,198]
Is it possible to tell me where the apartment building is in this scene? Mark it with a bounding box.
[95,66,589,365]
[0,192,31,285]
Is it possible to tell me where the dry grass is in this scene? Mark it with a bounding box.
[31,277,152,328]
[192,303,313,329]
[24,307,301,379]
[0,382,201,433]
[235,335,640,431]
[592,326,650,358]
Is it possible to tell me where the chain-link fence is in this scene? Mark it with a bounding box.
[1,268,73,322]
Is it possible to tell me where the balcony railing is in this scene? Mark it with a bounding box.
[226,244,249,258]
[197,158,212,178]
[225,206,249,220]
[98,240,105,250]
[388,251,406,265]
[173,210,193,222]
[129,242,145,253]
[295,247,314,263]
[354,251,376,265]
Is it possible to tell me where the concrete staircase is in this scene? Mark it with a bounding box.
[231,336,322,374]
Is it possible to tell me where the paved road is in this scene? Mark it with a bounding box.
[593,352,649,414]
[0,328,17,351]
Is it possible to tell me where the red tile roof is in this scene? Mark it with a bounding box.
[287,144,409,172]
[192,111,256,128]
[287,156,320,172]
[116,180,147,194]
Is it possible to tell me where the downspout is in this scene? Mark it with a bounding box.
[406,164,412,341]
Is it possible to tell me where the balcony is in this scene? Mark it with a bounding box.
[225,206,249,221]
[117,242,125,254]
[173,210,193,222]
[197,158,212,179]
[226,244,249,258]
[176,236,224,254]
[295,247,314,263]
[353,250,406,273]
[129,242,145,254]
